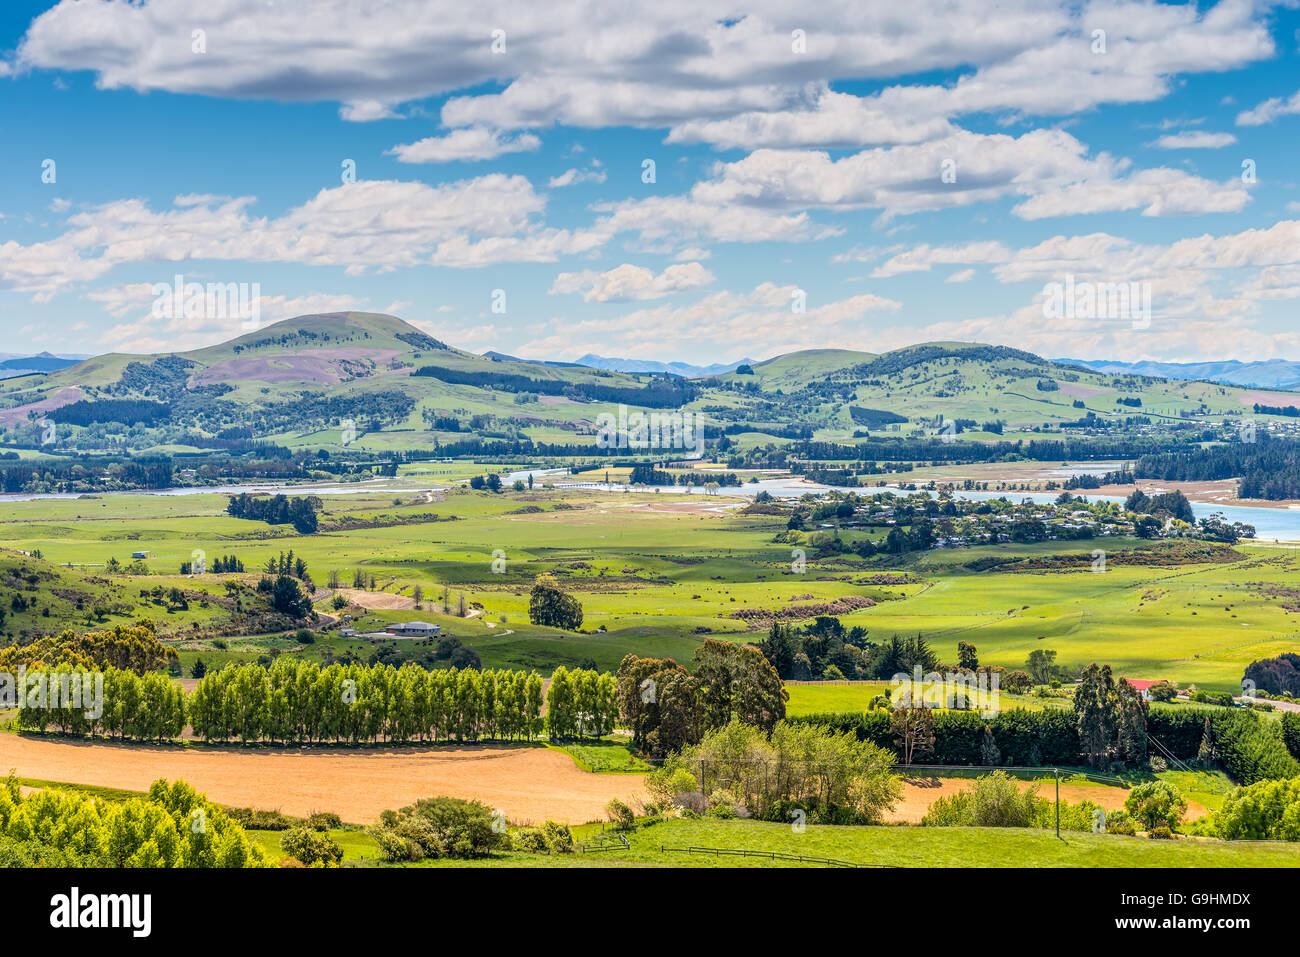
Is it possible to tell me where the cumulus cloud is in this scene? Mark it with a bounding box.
[388,128,541,163]
[0,177,607,296]
[674,130,1247,223]
[1236,89,1300,126]
[548,166,608,187]
[12,0,1273,151]
[1151,131,1237,148]
[518,282,901,360]
[549,262,714,302]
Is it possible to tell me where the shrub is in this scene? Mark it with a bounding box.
[645,767,700,807]
[1148,756,1167,773]
[369,796,506,861]
[1147,681,1178,703]
[1124,781,1188,832]
[920,771,1037,828]
[540,820,573,853]
[1105,809,1136,836]
[1216,776,1300,841]
[1210,710,1300,784]
[1191,690,1234,707]
[511,827,549,853]
[967,771,1038,827]
[280,826,342,866]
[605,798,636,831]
[307,811,342,832]
[1283,714,1300,761]
[1148,825,1174,840]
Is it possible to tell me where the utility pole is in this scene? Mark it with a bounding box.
[1055,767,1061,839]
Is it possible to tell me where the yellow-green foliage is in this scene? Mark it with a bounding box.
[1217,776,1300,841]
[0,620,177,675]
[0,777,265,867]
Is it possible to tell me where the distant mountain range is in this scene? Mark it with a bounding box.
[573,353,759,377]
[1061,357,1300,391]
[0,352,88,379]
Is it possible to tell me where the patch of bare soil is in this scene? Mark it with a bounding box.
[336,588,416,610]
[2,735,644,825]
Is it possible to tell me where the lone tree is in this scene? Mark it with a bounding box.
[529,575,583,629]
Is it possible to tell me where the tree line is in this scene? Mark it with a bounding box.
[8,659,638,747]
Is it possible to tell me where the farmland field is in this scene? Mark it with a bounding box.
[3,481,1298,689]
[240,817,1300,868]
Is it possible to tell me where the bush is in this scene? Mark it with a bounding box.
[280,826,342,866]
[1216,776,1300,841]
[369,797,506,861]
[540,820,573,853]
[307,811,342,832]
[1147,681,1178,703]
[645,767,700,807]
[1148,756,1167,773]
[1210,710,1300,784]
[1105,809,1136,836]
[1283,714,1300,761]
[967,771,1038,827]
[1191,690,1234,707]
[1148,825,1174,840]
[921,771,1037,828]
[511,827,549,853]
[1124,781,1188,832]
[605,798,636,831]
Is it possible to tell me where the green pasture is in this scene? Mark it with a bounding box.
[390,816,1300,868]
[2,482,1298,687]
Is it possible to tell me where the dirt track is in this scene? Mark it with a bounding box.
[1,735,644,825]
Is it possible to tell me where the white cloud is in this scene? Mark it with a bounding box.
[863,219,1300,360]
[872,242,1012,278]
[519,282,901,360]
[548,167,608,187]
[1151,131,1237,149]
[944,268,976,283]
[0,176,608,296]
[1236,89,1300,126]
[13,0,1273,149]
[550,262,714,302]
[388,128,541,163]
[678,130,1247,223]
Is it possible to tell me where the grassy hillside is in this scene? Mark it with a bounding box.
[1,314,1290,455]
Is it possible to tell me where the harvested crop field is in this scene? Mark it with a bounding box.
[336,588,416,610]
[888,775,1209,824]
[2,735,644,825]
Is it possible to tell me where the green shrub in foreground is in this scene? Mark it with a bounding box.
[1216,775,1300,841]
[1124,780,1188,833]
[370,796,506,861]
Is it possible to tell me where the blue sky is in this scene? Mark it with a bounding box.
[1,0,1299,364]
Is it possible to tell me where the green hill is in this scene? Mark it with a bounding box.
[0,313,1289,455]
